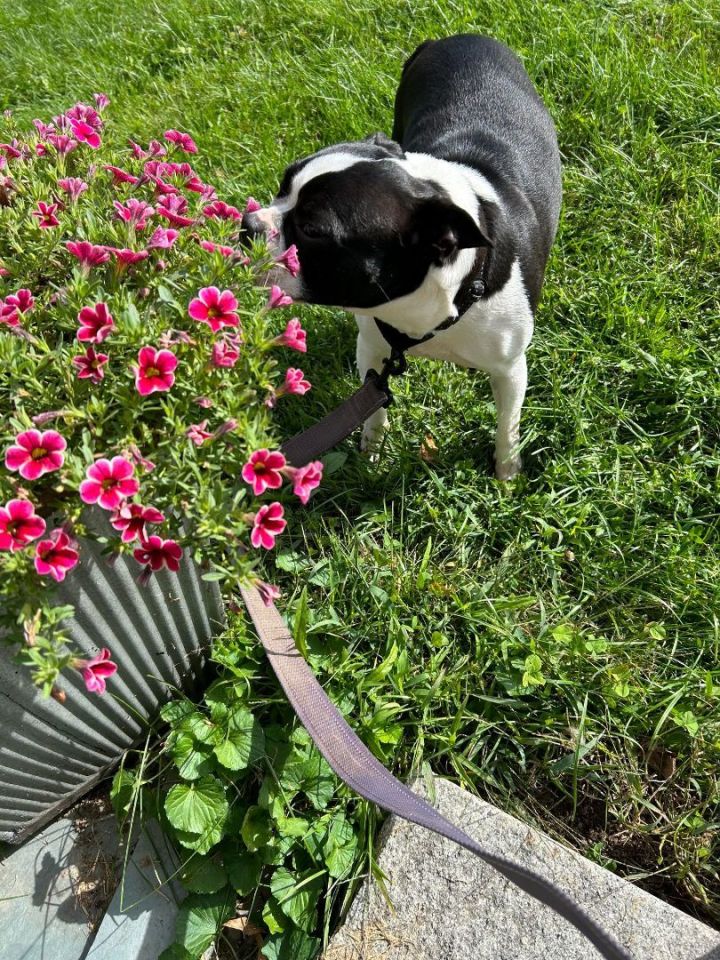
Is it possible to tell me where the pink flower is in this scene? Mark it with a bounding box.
[128,139,148,159]
[188,287,239,332]
[134,346,178,395]
[65,103,103,130]
[199,239,235,257]
[245,197,261,213]
[104,164,139,186]
[66,240,110,269]
[186,420,212,445]
[69,118,101,149]
[291,460,323,505]
[164,129,197,153]
[0,142,22,160]
[5,288,34,314]
[242,449,286,496]
[74,648,117,694]
[77,302,114,343]
[47,133,77,155]
[284,367,311,396]
[93,92,110,111]
[110,502,165,543]
[202,199,242,221]
[250,502,286,550]
[58,177,88,202]
[108,247,149,266]
[127,444,155,473]
[5,429,66,480]
[211,336,240,368]
[148,226,178,249]
[32,201,61,229]
[133,535,183,571]
[274,317,307,353]
[79,457,139,510]
[156,193,193,227]
[0,301,20,327]
[255,579,281,606]
[72,346,109,383]
[0,498,46,551]
[275,245,300,277]
[34,529,79,581]
[113,198,154,228]
[266,285,294,310]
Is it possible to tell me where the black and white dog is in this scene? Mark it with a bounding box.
[243,35,562,479]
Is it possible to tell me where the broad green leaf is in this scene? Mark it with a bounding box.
[270,866,325,931]
[300,752,336,811]
[174,823,225,855]
[165,777,228,834]
[175,889,234,956]
[160,700,196,725]
[180,855,228,894]
[262,896,286,934]
[241,805,273,852]
[261,928,320,960]
[226,853,262,895]
[277,816,310,838]
[169,731,216,780]
[213,706,264,771]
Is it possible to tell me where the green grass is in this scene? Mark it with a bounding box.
[3,0,720,931]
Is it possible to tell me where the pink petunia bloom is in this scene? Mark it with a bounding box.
[284,367,311,396]
[33,119,54,138]
[58,177,88,202]
[65,103,103,131]
[5,429,66,480]
[241,449,286,496]
[291,460,324,505]
[244,197,261,213]
[47,133,78,155]
[250,502,286,550]
[186,420,212,445]
[266,285,294,310]
[79,457,139,510]
[113,198,154,228]
[188,287,239,332]
[93,92,110,111]
[104,164,139,186]
[149,139,167,157]
[69,118,101,149]
[128,139,148,159]
[0,498,46,551]
[164,129,197,153]
[199,239,235,257]
[133,535,183,572]
[34,529,79,581]
[77,302,114,343]
[0,302,20,327]
[254,579,281,606]
[274,317,307,353]
[148,226,178,249]
[0,141,22,160]
[134,346,178,395]
[33,201,61,229]
[211,336,240,368]
[202,199,242,221]
[127,444,155,473]
[73,648,117,694]
[72,346,109,383]
[66,240,110,269]
[110,502,165,543]
[5,288,34,314]
[275,244,300,277]
[108,247,149,266]
[156,193,194,227]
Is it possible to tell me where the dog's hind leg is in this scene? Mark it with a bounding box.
[489,353,527,480]
[355,316,390,453]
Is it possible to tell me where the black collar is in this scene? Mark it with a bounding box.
[374,246,488,358]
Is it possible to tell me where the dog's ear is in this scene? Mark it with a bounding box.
[412,198,493,262]
[363,131,405,158]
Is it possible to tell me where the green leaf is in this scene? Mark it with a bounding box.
[165,778,229,835]
[241,805,273,852]
[158,945,194,960]
[261,928,320,960]
[213,705,265,771]
[178,711,218,745]
[270,867,325,931]
[169,731,216,780]
[262,896,286,935]
[226,853,262,895]
[293,587,310,660]
[110,768,141,819]
[180,855,228,894]
[160,700,196,725]
[277,816,310,838]
[175,823,225,855]
[300,752,336,811]
[175,889,234,956]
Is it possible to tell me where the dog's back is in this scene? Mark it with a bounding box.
[393,35,562,305]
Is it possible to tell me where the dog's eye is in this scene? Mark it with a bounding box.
[297,221,327,240]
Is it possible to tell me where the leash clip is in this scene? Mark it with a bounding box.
[365,347,408,408]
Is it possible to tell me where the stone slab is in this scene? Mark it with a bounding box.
[324,777,720,960]
[0,806,119,960]
[85,820,184,959]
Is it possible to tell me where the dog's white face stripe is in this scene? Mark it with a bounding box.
[272,151,375,214]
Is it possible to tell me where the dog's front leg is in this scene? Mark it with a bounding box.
[355,316,390,452]
[489,354,527,480]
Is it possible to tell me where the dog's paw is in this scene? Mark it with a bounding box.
[495,455,522,481]
[360,424,386,459]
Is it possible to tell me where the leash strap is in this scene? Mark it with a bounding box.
[240,584,632,960]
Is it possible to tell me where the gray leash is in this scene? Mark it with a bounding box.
[241,350,634,960]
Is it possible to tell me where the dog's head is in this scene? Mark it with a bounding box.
[242,134,491,315]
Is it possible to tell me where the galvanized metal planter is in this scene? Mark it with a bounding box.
[0,522,226,844]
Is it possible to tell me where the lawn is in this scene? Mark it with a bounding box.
[2,0,719,947]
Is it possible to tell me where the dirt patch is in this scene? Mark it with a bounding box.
[66,783,120,931]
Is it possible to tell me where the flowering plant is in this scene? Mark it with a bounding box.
[0,99,320,697]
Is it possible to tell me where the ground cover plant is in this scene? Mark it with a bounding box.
[1,0,719,956]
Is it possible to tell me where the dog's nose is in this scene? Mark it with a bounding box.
[240,211,267,245]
